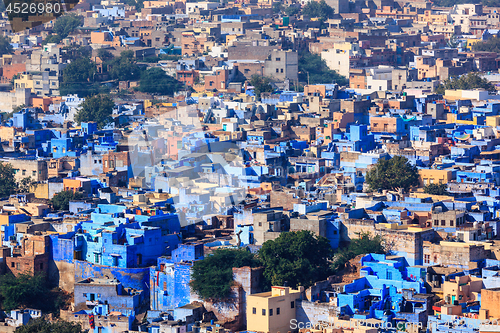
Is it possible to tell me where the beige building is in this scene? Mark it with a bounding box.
[247,286,304,333]
[0,158,48,183]
[252,210,286,245]
[321,42,360,78]
[418,169,453,187]
[0,88,31,113]
[442,275,483,305]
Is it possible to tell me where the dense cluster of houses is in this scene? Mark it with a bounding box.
[2,0,500,332]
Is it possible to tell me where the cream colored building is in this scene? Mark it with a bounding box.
[0,158,48,182]
[321,42,361,77]
[247,286,304,333]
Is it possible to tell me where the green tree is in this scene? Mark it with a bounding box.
[273,2,284,13]
[423,183,449,195]
[122,0,144,11]
[17,177,34,193]
[302,0,334,21]
[138,67,181,95]
[472,37,500,52]
[0,273,53,311]
[250,75,274,100]
[107,51,142,81]
[60,57,98,97]
[298,51,348,85]
[285,6,300,16]
[259,230,334,289]
[16,318,86,333]
[331,232,387,272]
[97,48,114,62]
[365,155,419,193]
[51,190,85,211]
[0,162,16,197]
[436,72,496,95]
[42,35,63,45]
[0,35,13,56]
[53,14,83,39]
[190,248,261,300]
[75,94,114,129]
[63,46,92,61]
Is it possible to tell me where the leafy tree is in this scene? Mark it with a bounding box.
[273,2,284,13]
[17,177,34,193]
[302,0,334,21]
[259,230,334,289]
[365,155,419,193]
[0,273,54,311]
[122,0,144,11]
[190,248,261,300]
[436,72,496,95]
[250,75,274,100]
[107,51,142,81]
[424,183,449,195]
[0,35,13,56]
[51,190,85,211]
[53,14,83,39]
[285,6,300,16]
[63,46,92,61]
[16,318,86,333]
[138,67,181,95]
[42,35,63,45]
[0,162,16,197]
[331,232,387,272]
[75,94,114,129]
[97,48,114,62]
[472,37,500,52]
[298,51,348,85]
[60,57,98,97]
[159,54,182,61]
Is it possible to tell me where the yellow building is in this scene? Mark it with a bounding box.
[486,115,500,128]
[466,39,481,51]
[247,286,304,333]
[418,169,453,187]
[14,73,34,93]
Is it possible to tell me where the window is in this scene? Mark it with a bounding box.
[32,170,36,177]
[276,58,281,61]
[252,307,256,314]
[269,309,273,316]
[291,301,295,309]
[280,68,283,73]
[262,309,266,316]
[276,69,279,73]
[22,170,26,176]
[277,307,280,315]
[450,220,454,226]
[424,254,430,264]
[39,263,43,270]
[11,262,14,268]
[441,220,445,226]
[434,220,438,226]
